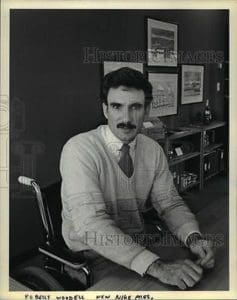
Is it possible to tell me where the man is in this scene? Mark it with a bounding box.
[60,67,215,290]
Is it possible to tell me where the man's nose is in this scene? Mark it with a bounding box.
[122,107,132,123]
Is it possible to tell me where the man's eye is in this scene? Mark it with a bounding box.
[111,104,120,109]
[131,105,142,110]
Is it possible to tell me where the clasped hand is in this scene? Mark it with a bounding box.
[147,258,203,290]
[147,239,215,290]
[189,238,215,269]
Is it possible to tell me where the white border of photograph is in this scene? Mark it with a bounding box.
[103,61,143,75]
[148,73,178,117]
[181,65,204,104]
[147,18,178,66]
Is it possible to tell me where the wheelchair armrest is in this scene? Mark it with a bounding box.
[39,242,87,270]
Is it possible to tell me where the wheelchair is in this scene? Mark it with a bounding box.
[13,176,93,291]
[12,176,175,291]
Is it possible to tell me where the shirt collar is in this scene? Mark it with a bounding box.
[103,125,137,153]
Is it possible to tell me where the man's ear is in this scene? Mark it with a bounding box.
[102,103,108,120]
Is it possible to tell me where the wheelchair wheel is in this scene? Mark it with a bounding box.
[15,266,64,291]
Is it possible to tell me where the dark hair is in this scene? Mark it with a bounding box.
[101,67,153,108]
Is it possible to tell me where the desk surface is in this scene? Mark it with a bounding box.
[88,235,228,291]
[88,179,229,291]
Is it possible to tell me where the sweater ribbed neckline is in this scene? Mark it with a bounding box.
[95,126,138,182]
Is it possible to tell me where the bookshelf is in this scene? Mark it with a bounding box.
[199,121,226,188]
[144,121,226,192]
[161,127,202,192]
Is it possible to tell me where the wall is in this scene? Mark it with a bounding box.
[10,9,228,258]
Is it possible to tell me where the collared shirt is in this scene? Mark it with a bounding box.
[101,125,137,163]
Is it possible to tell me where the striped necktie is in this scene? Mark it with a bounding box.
[118,143,134,178]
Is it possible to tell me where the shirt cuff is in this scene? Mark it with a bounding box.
[184,230,202,247]
[130,249,159,276]
[185,231,203,247]
[175,222,202,246]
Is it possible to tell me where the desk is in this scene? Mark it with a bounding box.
[87,236,228,291]
[88,178,228,291]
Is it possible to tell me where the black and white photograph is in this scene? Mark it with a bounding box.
[181,65,204,104]
[147,18,178,66]
[148,73,178,117]
[0,2,236,299]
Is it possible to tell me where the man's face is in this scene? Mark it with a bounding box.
[103,86,150,143]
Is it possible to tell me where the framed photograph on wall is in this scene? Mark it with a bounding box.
[148,73,178,117]
[181,65,204,104]
[103,61,143,75]
[147,18,178,66]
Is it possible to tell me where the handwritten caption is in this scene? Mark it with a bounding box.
[24,294,154,300]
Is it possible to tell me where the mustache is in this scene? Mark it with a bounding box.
[117,122,136,129]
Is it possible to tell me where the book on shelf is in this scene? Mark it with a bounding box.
[203,148,224,178]
[171,164,198,191]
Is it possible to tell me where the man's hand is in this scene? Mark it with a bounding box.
[189,239,215,269]
[147,259,203,290]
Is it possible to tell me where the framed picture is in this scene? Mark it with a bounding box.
[103,61,143,75]
[148,73,178,117]
[147,18,178,66]
[181,65,204,104]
